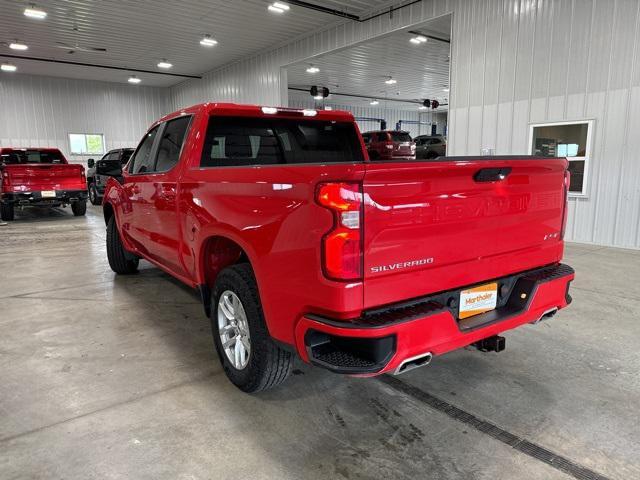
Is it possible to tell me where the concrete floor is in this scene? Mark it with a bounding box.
[1,205,639,480]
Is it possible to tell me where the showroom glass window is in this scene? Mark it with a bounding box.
[154,116,191,172]
[129,126,159,174]
[529,120,593,195]
[69,133,105,155]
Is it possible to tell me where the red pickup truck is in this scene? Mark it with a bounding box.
[0,148,88,221]
[103,103,574,393]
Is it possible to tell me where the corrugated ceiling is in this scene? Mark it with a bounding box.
[0,0,396,86]
[287,15,451,112]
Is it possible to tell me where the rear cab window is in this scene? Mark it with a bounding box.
[390,132,412,142]
[201,116,364,167]
[0,150,65,165]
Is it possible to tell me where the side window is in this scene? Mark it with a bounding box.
[120,149,133,165]
[154,116,191,172]
[129,126,159,174]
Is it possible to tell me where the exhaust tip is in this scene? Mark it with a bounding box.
[394,352,432,375]
[532,307,559,324]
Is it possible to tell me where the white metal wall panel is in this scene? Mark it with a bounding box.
[173,0,640,248]
[0,74,171,166]
[1,0,636,248]
[446,0,640,249]
[288,98,438,138]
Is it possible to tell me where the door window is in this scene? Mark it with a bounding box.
[154,116,191,172]
[129,126,159,174]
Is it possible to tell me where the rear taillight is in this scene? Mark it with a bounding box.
[384,142,394,150]
[317,182,363,281]
[561,170,570,239]
[1,171,10,190]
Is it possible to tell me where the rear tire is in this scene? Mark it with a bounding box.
[0,202,14,221]
[106,216,139,274]
[211,263,292,393]
[71,200,87,216]
[89,184,102,205]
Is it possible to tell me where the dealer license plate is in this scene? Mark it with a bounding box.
[459,282,498,319]
[41,190,56,198]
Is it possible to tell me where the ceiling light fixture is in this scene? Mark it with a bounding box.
[157,59,173,69]
[416,35,428,42]
[128,75,141,84]
[200,35,218,47]
[313,95,324,100]
[409,38,421,45]
[306,65,320,73]
[24,5,47,19]
[268,2,289,13]
[443,88,450,92]
[370,100,379,105]
[385,77,397,85]
[419,105,428,110]
[1,63,17,72]
[9,42,28,51]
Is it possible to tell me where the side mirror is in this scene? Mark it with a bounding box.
[87,159,95,168]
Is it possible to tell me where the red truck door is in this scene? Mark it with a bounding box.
[124,117,192,276]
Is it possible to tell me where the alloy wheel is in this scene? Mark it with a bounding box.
[217,290,251,370]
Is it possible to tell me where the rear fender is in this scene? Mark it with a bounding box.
[195,227,258,317]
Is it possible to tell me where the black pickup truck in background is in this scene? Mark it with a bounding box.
[86,148,133,205]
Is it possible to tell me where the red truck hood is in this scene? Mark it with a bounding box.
[361,157,567,308]
[1,163,86,192]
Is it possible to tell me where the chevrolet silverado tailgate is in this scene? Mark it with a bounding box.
[2,164,85,191]
[362,156,568,308]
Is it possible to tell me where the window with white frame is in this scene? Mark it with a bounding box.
[529,120,593,195]
[69,133,105,155]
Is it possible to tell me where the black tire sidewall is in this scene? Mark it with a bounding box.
[211,266,271,391]
[1,202,14,221]
[89,185,97,205]
[106,215,138,274]
[72,200,87,216]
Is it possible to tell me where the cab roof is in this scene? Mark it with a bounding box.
[155,102,355,125]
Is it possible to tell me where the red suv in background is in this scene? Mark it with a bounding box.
[362,130,416,160]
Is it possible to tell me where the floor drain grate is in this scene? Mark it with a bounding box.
[378,375,611,480]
